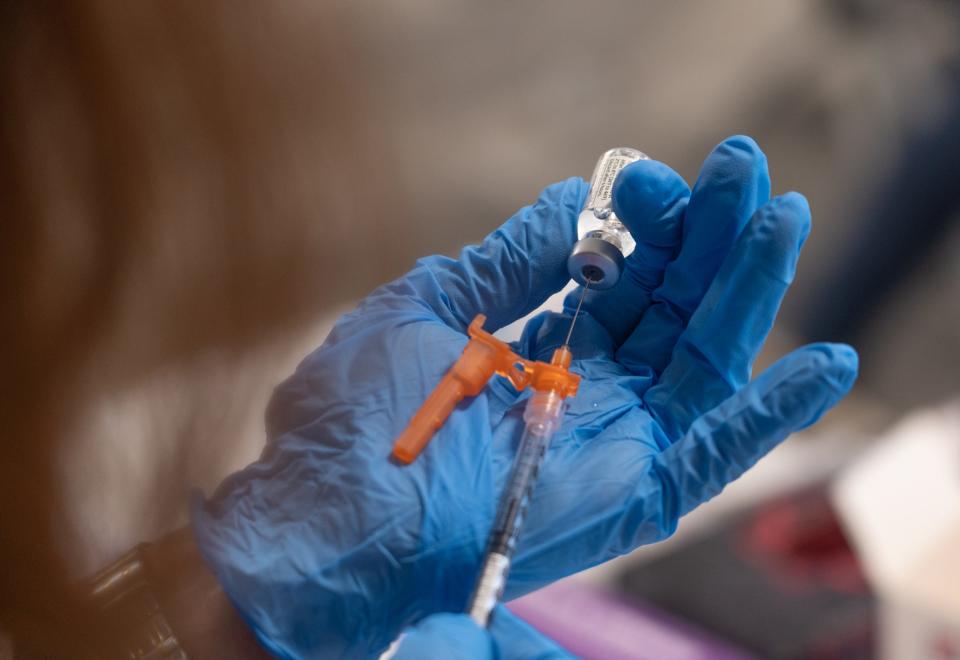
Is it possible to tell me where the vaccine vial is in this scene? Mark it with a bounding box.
[567,147,648,289]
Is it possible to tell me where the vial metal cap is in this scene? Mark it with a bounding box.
[567,236,625,289]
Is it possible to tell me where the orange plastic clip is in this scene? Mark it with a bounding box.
[392,314,580,464]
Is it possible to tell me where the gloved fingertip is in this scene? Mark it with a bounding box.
[700,135,770,193]
[769,191,812,246]
[393,613,491,659]
[730,192,811,285]
[775,190,811,213]
[800,342,859,394]
[611,159,689,247]
[761,343,859,433]
[716,134,765,162]
[747,192,812,268]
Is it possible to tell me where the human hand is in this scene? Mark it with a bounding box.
[192,136,857,658]
[391,608,571,660]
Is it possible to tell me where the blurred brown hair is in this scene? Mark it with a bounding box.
[0,2,398,654]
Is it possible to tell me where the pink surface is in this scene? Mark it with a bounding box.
[508,581,754,660]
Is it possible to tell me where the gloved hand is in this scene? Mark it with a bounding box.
[391,608,571,660]
[193,136,858,659]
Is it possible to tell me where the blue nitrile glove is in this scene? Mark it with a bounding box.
[192,136,858,659]
[391,608,571,660]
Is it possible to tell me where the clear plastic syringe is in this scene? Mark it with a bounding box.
[466,285,588,626]
[390,299,583,627]
[466,387,566,626]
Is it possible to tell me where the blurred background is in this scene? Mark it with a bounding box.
[3,0,959,658]
[350,3,960,657]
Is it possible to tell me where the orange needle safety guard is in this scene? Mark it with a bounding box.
[392,314,580,464]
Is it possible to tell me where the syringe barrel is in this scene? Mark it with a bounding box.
[568,147,648,289]
[523,390,565,436]
[468,552,510,627]
[467,391,566,626]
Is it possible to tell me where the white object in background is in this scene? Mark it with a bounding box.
[832,401,960,660]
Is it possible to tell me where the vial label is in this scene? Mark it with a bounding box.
[584,147,648,218]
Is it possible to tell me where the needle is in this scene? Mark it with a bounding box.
[562,281,590,348]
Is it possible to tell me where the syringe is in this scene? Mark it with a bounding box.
[466,386,566,625]
[391,298,583,627]
[466,285,588,626]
